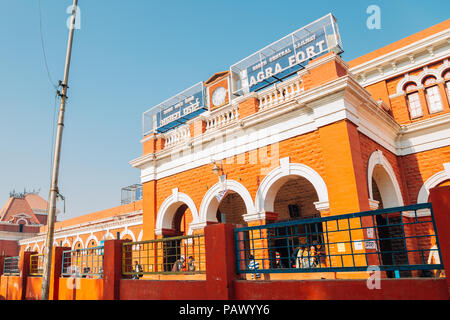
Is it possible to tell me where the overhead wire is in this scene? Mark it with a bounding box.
[38,0,58,90]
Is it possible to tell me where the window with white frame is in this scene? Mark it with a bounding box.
[444,70,450,104]
[404,83,423,119]
[423,76,443,114]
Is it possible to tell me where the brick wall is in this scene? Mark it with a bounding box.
[401,145,450,204]
[273,177,320,221]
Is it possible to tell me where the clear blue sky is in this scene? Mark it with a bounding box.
[0,0,448,220]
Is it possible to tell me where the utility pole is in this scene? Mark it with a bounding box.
[41,0,78,300]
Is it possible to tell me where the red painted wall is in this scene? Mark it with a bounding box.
[233,278,448,300]
[120,280,208,300]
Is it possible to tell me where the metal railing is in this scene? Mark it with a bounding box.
[3,256,20,276]
[122,234,206,277]
[30,254,44,276]
[235,203,444,278]
[61,246,104,279]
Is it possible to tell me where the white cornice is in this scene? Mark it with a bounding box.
[0,231,38,241]
[132,75,409,183]
[18,211,143,246]
[350,28,450,80]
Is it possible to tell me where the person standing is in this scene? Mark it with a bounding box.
[248,255,261,280]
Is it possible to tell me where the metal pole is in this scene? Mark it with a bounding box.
[41,0,78,300]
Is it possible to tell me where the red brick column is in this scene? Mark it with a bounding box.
[49,247,71,300]
[429,185,450,297]
[0,255,4,277]
[19,251,34,300]
[205,223,237,300]
[103,239,126,300]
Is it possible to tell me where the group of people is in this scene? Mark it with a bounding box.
[294,243,325,269]
[171,255,196,272]
[270,241,325,269]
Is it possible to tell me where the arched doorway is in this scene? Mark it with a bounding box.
[369,158,408,278]
[158,201,195,272]
[269,176,324,269]
[216,191,248,226]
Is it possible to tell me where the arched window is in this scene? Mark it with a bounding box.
[404,82,422,119]
[443,70,450,105]
[423,76,443,114]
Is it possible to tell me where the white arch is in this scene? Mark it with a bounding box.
[416,68,441,84]
[367,150,404,209]
[120,229,136,242]
[25,245,31,252]
[85,234,99,248]
[72,237,84,250]
[199,179,256,225]
[16,217,29,225]
[255,161,329,215]
[32,243,40,253]
[137,230,143,241]
[155,191,200,236]
[62,238,71,247]
[395,60,449,94]
[396,75,419,94]
[102,231,115,240]
[417,163,450,204]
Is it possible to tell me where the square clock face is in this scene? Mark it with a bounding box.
[211,86,227,107]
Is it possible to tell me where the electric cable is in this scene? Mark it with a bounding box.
[38,0,58,90]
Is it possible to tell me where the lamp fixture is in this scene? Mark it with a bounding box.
[212,160,224,175]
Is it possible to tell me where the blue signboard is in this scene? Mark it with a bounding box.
[244,31,328,92]
[230,14,343,95]
[143,82,206,134]
[156,89,205,132]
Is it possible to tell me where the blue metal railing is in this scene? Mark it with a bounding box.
[234,203,444,277]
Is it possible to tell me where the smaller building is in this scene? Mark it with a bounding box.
[0,192,48,256]
[0,187,143,257]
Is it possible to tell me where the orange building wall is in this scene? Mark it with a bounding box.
[401,145,450,204]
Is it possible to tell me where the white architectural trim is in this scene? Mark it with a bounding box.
[72,236,84,250]
[102,231,115,240]
[394,61,448,94]
[255,161,329,214]
[417,163,450,204]
[198,179,256,225]
[351,29,450,87]
[137,230,143,241]
[120,228,136,241]
[367,150,404,208]
[155,192,199,236]
[85,234,99,248]
[32,243,40,253]
[62,238,71,247]
[18,213,142,246]
[16,217,29,225]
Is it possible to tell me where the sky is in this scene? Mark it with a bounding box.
[0,0,448,221]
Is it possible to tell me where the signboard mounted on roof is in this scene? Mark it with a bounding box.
[230,13,343,96]
[143,82,206,135]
